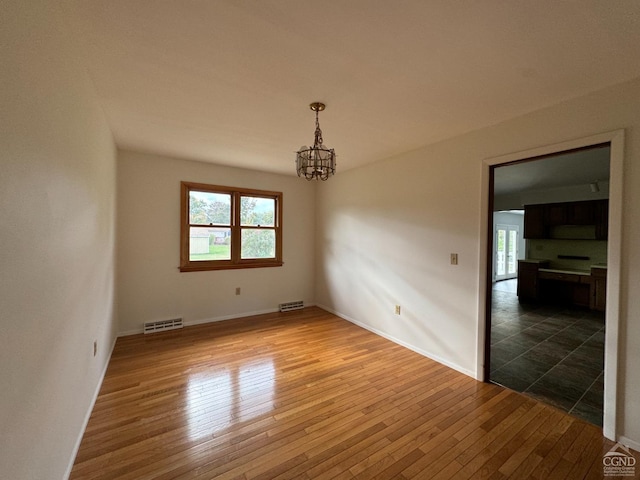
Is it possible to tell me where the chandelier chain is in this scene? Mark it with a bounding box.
[314,110,324,147]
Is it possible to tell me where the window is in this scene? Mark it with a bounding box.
[180,182,283,272]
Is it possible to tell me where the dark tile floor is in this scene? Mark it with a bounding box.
[489,279,605,426]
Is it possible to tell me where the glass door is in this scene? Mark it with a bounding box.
[495,224,519,281]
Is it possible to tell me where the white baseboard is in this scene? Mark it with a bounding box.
[185,308,279,328]
[619,435,640,453]
[64,336,117,479]
[118,326,145,336]
[317,304,475,378]
[118,304,316,337]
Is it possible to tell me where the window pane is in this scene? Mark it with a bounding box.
[496,229,505,276]
[240,196,275,227]
[241,229,275,259]
[189,227,231,261]
[181,182,283,272]
[189,191,231,225]
[507,230,517,274]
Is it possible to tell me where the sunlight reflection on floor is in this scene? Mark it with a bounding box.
[187,359,275,440]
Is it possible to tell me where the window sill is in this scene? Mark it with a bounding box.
[179,261,284,272]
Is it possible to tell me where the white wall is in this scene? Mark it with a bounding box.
[117,150,316,334]
[316,77,640,447]
[0,1,117,479]
[316,147,481,376]
[527,238,608,270]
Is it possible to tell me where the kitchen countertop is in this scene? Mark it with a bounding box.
[539,267,590,275]
[520,259,607,274]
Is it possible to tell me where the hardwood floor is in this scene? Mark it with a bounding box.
[71,307,637,479]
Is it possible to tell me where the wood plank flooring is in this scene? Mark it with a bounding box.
[71,307,638,479]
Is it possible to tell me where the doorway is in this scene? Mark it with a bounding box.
[489,146,609,427]
[479,130,624,441]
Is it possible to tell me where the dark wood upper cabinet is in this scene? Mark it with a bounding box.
[523,199,608,239]
[523,204,546,239]
[567,200,596,225]
[546,203,567,226]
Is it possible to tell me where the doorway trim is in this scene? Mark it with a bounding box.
[477,129,624,441]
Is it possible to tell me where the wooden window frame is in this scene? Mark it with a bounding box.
[180,181,283,272]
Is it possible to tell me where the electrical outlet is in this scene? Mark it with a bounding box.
[395,305,401,315]
[450,253,458,265]
[93,340,97,357]
[235,287,241,295]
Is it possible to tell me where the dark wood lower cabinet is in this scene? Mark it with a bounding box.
[572,282,591,308]
[517,261,606,310]
[538,273,591,308]
[517,261,546,301]
[590,268,607,311]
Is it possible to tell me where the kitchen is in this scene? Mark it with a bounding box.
[489,145,610,427]
[518,198,608,311]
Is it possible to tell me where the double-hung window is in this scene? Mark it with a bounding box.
[180,182,283,271]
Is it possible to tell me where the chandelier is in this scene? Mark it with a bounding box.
[296,102,336,180]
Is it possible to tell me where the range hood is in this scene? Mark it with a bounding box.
[549,224,597,240]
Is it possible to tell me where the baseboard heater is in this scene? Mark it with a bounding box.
[279,301,304,312]
[144,317,183,334]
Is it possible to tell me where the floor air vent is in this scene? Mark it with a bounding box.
[144,317,183,334]
[279,301,304,312]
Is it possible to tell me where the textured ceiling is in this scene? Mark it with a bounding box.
[62,1,640,176]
